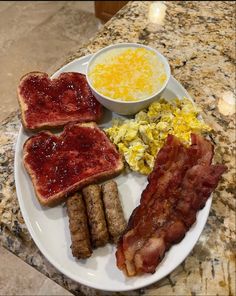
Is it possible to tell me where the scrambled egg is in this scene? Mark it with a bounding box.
[105,98,211,175]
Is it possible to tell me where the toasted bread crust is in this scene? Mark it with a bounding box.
[17,72,103,131]
[23,122,124,207]
[17,72,47,130]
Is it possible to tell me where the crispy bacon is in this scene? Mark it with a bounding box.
[116,134,227,276]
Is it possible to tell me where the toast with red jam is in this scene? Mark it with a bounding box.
[23,122,123,206]
[17,72,103,130]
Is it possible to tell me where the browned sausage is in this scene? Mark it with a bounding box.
[102,180,127,243]
[82,185,109,247]
[66,193,92,259]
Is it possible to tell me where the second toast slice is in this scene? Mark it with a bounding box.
[23,122,123,206]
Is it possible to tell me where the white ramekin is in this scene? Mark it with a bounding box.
[86,43,171,115]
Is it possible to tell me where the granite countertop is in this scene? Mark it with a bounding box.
[0,1,235,295]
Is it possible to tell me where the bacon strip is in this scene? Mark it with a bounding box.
[116,134,226,276]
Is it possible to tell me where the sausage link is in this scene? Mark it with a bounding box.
[102,181,127,243]
[82,185,109,247]
[66,193,92,259]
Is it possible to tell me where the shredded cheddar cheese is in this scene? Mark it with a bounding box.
[89,48,167,101]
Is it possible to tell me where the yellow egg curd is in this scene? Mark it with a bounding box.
[88,47,167,101]
[105,98,212,175]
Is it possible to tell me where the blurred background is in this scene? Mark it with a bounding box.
[0,1,127,122]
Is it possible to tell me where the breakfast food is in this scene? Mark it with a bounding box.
[116,133,227,276]
[88,47,167,101]
[101,181,127,243]
[23,122,124,206]
[17,72,103,130]
[67,181,126,259]
[82,185,109,247]
[105,98,211,174]
[66,193,92,259]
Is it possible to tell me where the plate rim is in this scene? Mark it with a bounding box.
[14,53,212,292]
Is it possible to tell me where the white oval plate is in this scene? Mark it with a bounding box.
[14,54,212,292]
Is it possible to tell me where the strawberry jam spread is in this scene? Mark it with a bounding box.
[24,124,121,199]
[19,72,102,129]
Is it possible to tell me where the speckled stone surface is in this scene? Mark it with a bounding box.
[0,1,235,295]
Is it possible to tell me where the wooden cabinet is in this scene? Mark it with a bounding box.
[95,1,128,23]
